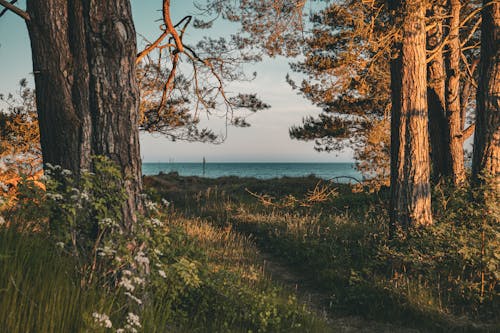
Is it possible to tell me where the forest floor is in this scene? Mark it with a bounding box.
[256,247,419,332]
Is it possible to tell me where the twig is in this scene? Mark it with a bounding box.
[0,0,29,21]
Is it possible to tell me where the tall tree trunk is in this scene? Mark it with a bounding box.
[26,0,143,228]
[445,0,466,184]
[390,0,433,229]
[427,2,448,181]
[472,0,500,190]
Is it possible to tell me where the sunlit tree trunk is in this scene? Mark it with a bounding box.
[445,0,466,184]
[26,0,143,228]
[390,0,433,229]
[472,0,500,190]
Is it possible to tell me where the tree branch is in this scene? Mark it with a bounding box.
[462,123,475,141]
[0,0,14,17]
[136,31,168,64]
[0,0,29,21]
[163,0,184,53]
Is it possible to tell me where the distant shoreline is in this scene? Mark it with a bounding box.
[143,162,355,164]
[142,162,361,182]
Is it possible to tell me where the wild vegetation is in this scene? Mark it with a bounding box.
[0,0,499,331]
[1,161,328,332]
[146,172,499,331]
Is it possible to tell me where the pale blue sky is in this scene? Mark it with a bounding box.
[0,1,353,162]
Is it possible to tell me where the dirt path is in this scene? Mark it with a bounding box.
[258,250,420,333]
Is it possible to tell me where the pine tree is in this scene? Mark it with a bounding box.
[472,0,500,190]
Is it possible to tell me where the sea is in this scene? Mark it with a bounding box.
[142,162,362,182]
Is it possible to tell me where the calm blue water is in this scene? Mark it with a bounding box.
[143,163,361,181]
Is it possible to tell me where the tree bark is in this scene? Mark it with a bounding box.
[427,2,448,182]
[26,0,143,228]
[472,0,500,190]
[390,0,433,229]
[445,0,466,184]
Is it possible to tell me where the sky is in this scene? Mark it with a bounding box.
[0,1,353,163]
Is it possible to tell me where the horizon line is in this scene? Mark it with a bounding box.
[142,161,355,164]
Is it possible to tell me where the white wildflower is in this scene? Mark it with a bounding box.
[119,277,135,292]
[92,312,112,328]
[161,198,171,207]
[61,169,72,176]
[99,218,117,228]
[124,292,143,305]
[133,277,145,285]
[144,200,158,211]
[97,246,116,257]
[46,193,64,201]
[124,327,137,333]
[158,270,167,278]
[80,191,90,201]
[134,251,150,266]
[122,269,132,276]
[126,312,141,328]
[150,218,163,227]
[55,242,65,249]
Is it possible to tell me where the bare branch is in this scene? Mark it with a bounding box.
[0,0,15,17]
[462,124,475,141]
[460,17,481,47]
[0,0,29,21]
[136,31,168,64]
[460,0,500,29]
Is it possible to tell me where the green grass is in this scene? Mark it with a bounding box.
[0,229,117,332]
[145,172,500,332]
[0,214,328,332]
[2,171,498,332]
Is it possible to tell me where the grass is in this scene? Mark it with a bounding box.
[0,209,328,332]
[0,230,117,332]
[1,171,498,332]
[145,172,500,332]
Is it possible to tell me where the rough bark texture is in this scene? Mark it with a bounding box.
[427,3,448,181]
[26,0,143,228]
[390,0,433,228]
[445,0,466,184]
[472,0,500,189]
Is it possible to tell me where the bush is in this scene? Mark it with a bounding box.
[1,158,327,332]
[154,174,499,331]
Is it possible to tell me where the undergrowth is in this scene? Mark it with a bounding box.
[146,172,500,332]
[0,161,327,332]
